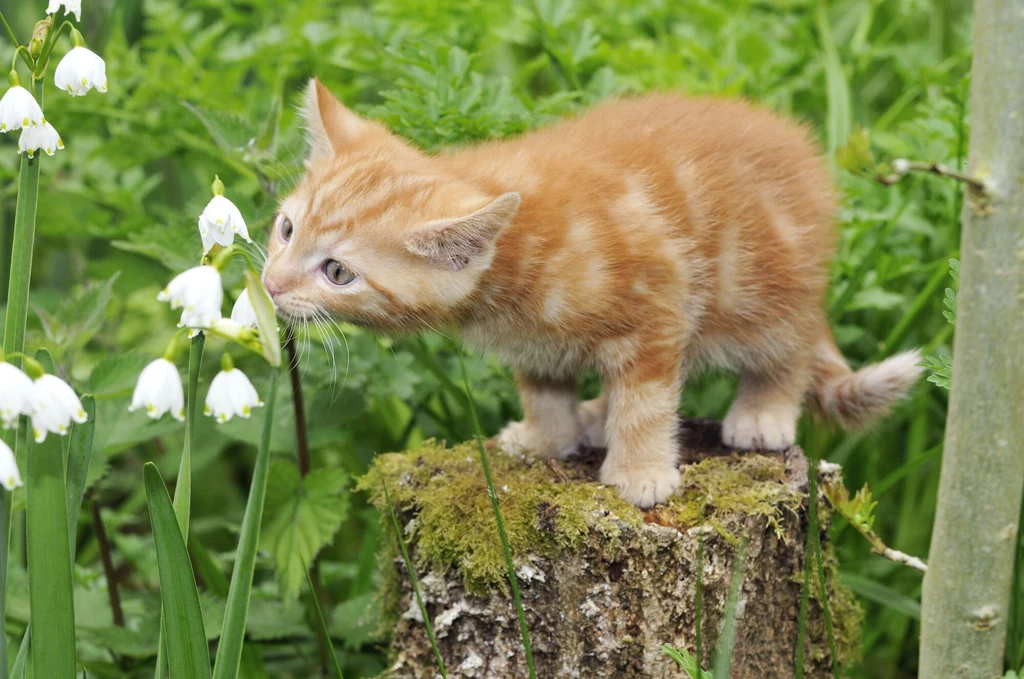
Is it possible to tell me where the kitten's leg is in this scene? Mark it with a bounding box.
[721,362,811,451]
[576,393,608,448]
[600,340,683,508]
[497,374,581,459]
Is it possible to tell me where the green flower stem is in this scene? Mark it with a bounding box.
[212,369,280,679]
[155,333,206,679]
[32,17,72,79]
[0,11,32,69]
[1,77,45,679]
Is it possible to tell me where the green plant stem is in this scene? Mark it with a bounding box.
[0,11,31,69]
[285,337,330,672]
[212,369,280,679]
[381,476,447,678]
[156,333,205,679]
[457,353,536,679]
[2,78,45,679]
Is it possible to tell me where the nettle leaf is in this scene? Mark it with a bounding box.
[261,462,350,601]
[32,273,120,361]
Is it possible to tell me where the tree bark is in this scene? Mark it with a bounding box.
[369,419,860,678]
[919,2,1024,676]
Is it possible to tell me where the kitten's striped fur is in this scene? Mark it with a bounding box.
[263,80,921,507]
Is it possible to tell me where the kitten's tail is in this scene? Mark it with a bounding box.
[807,334,924,431]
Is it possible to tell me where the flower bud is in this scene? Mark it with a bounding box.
[29,19,52,59]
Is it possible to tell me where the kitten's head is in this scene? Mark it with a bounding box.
[262,79,519,332]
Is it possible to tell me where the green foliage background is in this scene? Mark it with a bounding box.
[0,0,1012,677]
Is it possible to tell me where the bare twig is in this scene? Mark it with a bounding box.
[90,495,125,627]
[285,335,311,477]
[820,464,928,573]
[877,158,992,197]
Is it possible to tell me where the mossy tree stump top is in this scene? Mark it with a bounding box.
[361,418,861,678]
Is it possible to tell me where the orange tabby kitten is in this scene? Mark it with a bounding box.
[263,79,922,508]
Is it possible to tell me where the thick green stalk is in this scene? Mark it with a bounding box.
[2,79,45,679]
[155,334,206,679]
[212,370,280,679]
[919,0,1024,674]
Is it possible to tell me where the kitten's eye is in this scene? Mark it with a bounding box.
[323,259,356,286]
[278,215,294,243]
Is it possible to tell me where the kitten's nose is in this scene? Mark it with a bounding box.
[262,276,284,299]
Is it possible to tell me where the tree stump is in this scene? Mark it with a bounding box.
[361,418,861,678]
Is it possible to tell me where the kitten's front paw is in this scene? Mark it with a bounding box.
[600,463,680,508]
[722,402,798,451]
[497,421,576,459]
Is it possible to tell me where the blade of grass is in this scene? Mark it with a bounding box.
[27,349,77,679]
[380,476,447,678]
[144,463,212,679]
[695,508,706,670]
[9,629,28,679]
[457,352,536,679]
[795,487,815,679]
[212,369,280,679]
[808,456,841,678]
[304,567,345,679]
[712,538,748,679]
[65,395,96,558]
[815,0,851,163]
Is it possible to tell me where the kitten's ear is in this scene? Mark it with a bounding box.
[407,193,521,270]
[301,78,367,160]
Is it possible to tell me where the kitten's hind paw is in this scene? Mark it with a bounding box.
[600,463,680,508]
[721,402,798,451]
[496,420,578,459]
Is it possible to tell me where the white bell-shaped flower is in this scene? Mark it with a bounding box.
[129,358,185,421]
[0,362,35,429]
[54,46,107,96]
[30,374,88,443]
[230,289,259,328]
[0,86,45,133]
[198,195,251,254]
[205,367,264,423]
[17,122,63,157]
[0,439,22,491]
[47,0,82,21]
[157,265,224,330]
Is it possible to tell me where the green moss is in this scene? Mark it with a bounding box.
[359,443,804,594]
[647,454,803,541]
[358,440,643,594]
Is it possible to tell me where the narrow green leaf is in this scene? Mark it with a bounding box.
[245,271,281,368]
[10,629,29,679]
[713,538,748,679]
[213,369,280,679]
[381,477,447,678]
[305,569,345,679]
[66,395,97,557]
[27,348,77,679]
[157,333,205,679]
[144,463,211,679]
